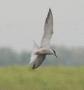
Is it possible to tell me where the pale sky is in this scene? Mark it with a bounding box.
[0,0,84,51]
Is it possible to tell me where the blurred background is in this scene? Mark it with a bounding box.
[0,0,84,67]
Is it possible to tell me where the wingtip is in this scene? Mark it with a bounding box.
[32,64,39,69]
[49,8,51,11]
[49,8,52,14]
[45,8,53,23]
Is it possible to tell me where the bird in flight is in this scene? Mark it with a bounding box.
[29,8,57,69]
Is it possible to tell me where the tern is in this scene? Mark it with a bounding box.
[29,8,57,69]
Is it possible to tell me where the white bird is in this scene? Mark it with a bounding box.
[29,8,57,69]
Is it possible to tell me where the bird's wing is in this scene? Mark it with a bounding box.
[32,54,46,69]
[29,53,37,64]
[29,54,46,69]
[41,9,53,48]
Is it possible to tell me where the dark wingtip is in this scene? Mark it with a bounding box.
[32,64,39,70]
[32,64,36,69]
[49,8,52,14]
[45,8,52,23]
[49,8,51,12]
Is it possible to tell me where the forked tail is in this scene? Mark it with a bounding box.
[29,40,39,64]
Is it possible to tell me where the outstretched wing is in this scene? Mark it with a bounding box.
[41,8,53,48]
[32,55,46,69]
[29,41,46,69]
[29,54,46,69]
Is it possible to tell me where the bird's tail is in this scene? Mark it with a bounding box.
[33,40,39,50]
[29,40,39,64]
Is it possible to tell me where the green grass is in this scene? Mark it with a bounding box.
[0,66,84,90]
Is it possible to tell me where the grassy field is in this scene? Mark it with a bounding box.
[0,66,84,90]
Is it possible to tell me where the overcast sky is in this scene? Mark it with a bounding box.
[0,0,84,51]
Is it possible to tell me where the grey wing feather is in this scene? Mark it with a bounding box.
[41,9,53,47]
[32,55,46,69]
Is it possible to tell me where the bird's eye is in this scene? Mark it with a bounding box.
[52,49,55,54]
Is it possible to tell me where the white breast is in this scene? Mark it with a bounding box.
[34,48,53,55]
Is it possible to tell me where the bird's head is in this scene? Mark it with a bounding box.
[51,49,58,58]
